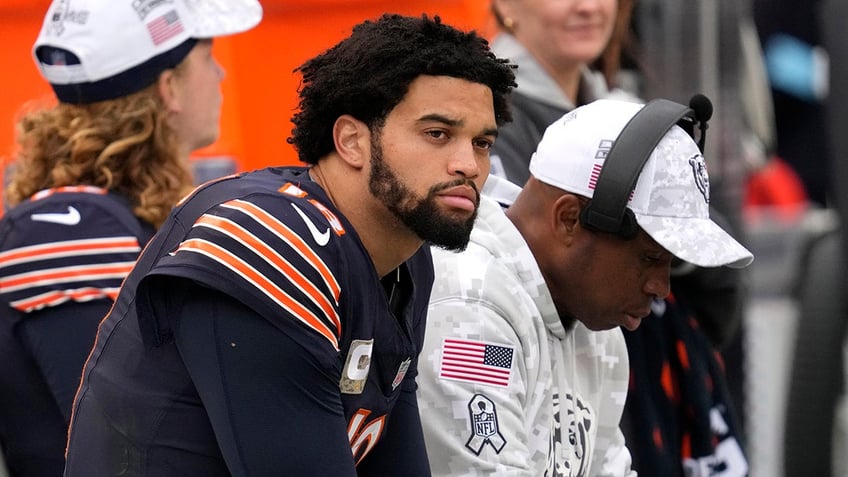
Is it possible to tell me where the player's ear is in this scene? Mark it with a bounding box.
[157,69,181,113]
[552,193,582,244]
[333,114,369,169]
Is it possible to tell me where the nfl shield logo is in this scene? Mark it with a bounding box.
[391,358,412,390]
[465,394,506,455]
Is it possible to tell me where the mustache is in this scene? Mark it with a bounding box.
[429,178,480,201]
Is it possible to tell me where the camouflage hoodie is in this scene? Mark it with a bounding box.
[417,178,637,477]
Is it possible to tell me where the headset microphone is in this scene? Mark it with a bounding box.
[688,93,713,152]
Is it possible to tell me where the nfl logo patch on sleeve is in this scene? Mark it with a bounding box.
[438,338,514,388]
[466,394,506,455]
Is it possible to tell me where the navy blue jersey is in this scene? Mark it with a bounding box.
[64,167,434,476]
[0,186,152,314]
[0,186,154,476]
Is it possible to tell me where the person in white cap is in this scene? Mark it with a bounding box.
[0,1,261,475]
[62,13,517,476]
[417,98,753,476]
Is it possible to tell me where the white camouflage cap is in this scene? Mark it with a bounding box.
[529,99,754,268]
[33,0,262,104]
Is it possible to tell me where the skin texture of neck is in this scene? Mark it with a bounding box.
[309,160,422,279]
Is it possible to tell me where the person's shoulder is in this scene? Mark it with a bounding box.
[150,167,355,304]
[174,166,349,244]
[500,91,567,133]
[0,187,149,313]
[0,186,147,249]
[430,238,492,281]
[430,197,512,279]
[179,166,316,208]
[429,247,521,312]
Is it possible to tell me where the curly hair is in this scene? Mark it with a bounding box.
[7,82,195,228]
[288,14,517,165]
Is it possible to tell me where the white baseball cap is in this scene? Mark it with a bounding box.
[529,99,754,269]
[33,0,263,104]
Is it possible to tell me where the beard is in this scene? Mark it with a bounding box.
[368,138,479,252]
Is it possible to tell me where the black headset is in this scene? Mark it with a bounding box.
[578,94,713,239]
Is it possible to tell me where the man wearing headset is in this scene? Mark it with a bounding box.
[417,98,754,476]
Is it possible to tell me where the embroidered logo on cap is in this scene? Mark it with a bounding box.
[146,9,184,46]
[689,153,710,203]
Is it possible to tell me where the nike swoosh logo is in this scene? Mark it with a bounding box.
[31,206,81,226]
[291,203,330,246]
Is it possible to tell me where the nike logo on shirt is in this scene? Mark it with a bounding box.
[292,203,330,246]
[31,206,82,226]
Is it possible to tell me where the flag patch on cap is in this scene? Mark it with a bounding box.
[439,338,514,388]
[147,10,184,46]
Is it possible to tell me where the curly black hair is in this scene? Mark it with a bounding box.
[288,14,517,164]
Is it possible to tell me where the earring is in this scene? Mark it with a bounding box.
[503,17,516,32]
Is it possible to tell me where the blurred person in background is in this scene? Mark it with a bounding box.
[479,1,751,475]
[486,0,637,185]
[0,0,262,475]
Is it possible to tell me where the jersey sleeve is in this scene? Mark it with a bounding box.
[142,194,345,360]
[418,292,536,476]
[172,278,359,476]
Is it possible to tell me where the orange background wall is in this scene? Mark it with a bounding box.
[0,0,495,200]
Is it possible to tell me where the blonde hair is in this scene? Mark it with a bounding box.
[7,82,195,228]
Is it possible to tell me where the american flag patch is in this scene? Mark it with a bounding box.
[588,163,604,190]
[147,10,184,46]
[588,139,614,190]
[439,338,514,387]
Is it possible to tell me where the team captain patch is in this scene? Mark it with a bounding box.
[438,338,514,388]
[340,339,373,394]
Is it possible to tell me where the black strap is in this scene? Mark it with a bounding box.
[581,99,692,235]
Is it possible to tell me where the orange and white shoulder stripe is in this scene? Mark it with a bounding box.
[10,286,120,312]
[0,237,142,269]
[175,199,342,351]
[30,185,108,201]
[0,236,141,312]
[0,262,137,295]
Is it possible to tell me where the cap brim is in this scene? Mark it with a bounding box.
[188,0,263,38]
[636,214,754,268]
